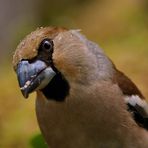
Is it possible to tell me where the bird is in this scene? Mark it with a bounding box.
[13,26,148,148]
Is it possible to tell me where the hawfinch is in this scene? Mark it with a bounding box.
[13,27,148,148]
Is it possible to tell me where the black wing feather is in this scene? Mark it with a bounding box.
[115,69,148,130]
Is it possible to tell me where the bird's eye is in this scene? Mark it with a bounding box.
[40,39,53,51]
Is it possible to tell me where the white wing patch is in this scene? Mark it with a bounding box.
[124,95,148,118]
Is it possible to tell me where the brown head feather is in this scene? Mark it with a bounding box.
[13,27,67,70]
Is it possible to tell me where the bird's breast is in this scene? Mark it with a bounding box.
[35,84,140,148]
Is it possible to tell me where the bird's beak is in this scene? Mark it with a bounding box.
[16,60,56,98]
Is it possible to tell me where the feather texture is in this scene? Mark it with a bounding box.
[13,27,148,148]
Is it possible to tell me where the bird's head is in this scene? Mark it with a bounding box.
[13,27,114,101]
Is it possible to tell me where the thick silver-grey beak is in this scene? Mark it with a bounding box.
[16,60,56,98]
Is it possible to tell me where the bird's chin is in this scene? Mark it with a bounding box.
[16,60,56,98]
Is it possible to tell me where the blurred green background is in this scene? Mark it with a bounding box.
[0,0,148,147]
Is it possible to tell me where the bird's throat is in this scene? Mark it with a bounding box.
[41,73,70,101]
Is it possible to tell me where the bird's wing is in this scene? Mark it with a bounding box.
[115,69,148,130]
